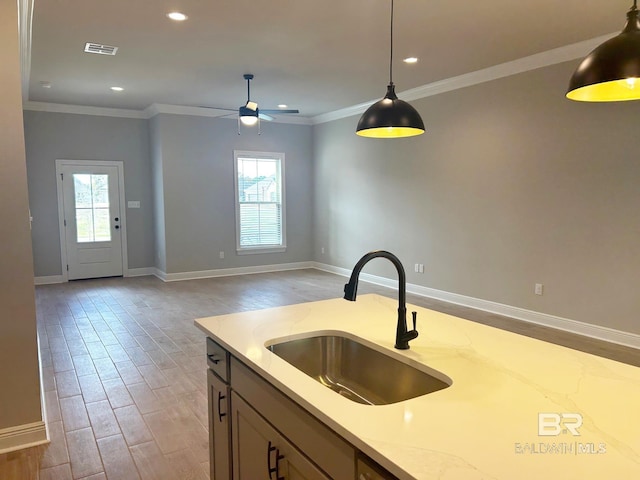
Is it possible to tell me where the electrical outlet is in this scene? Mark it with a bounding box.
[419,264,424,273]
[219,251,225,259]
[414,264,419,273]
[535,283,543,296]
[321,247,325,255]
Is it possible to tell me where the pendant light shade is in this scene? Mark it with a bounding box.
[567,1,640,102]
[356,84,425,138]
[356,0,425,138]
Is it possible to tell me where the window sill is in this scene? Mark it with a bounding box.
[236,246,286,255]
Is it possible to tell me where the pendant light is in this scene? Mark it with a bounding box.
[567,0,640,101]
[356,0,425,138]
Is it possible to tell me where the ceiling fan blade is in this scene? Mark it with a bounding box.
[258,113,274,121]
[198,106,237,112]
[260,109,299,114]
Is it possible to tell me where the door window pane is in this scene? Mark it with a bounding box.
[92,175,109,208]
[93,208,111,242]
[75,209,94,243]
[73,174,111,243]
[74,174,93,208]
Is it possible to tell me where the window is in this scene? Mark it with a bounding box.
[73,173,111,243]
[234,151,286,254]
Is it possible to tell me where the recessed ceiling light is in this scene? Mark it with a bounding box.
[167,12,187,21]
[403,57,419,64]
[278,104,288,109]
[110,86,124,92]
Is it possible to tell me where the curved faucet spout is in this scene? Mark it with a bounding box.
[343,250,418,350]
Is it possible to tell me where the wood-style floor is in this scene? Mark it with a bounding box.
[0,269,638,479]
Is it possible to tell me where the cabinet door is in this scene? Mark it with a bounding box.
[231,392,330,480]
[208,370,232,480]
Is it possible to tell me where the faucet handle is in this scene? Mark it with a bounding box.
[411,311,417,331]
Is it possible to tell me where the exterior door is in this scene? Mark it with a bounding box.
[57,161,125,280]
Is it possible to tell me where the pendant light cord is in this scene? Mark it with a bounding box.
[389,0,394,86]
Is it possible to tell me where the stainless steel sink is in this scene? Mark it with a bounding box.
[267,334,451,405]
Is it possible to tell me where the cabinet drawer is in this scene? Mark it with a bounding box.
[207,337,230,381]
[231,358,355,480]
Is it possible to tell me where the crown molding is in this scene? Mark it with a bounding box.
[23,101,148,118]
[311,33,615,125]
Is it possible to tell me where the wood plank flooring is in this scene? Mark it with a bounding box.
[0,269,637,479]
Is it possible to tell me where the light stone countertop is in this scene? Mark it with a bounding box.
[195,294,640,480]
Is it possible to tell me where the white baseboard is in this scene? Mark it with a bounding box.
[0,421,48,454]
[35,267,157,284]
[126,267,156,277]
[34,275,64,285]
[155,261,315,282]
[313,262,640,350]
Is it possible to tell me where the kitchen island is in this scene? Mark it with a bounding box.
[195,294,640,479]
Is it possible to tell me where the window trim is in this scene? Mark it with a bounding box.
[233,150,287,255]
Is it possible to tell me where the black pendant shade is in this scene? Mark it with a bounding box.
[356,84,425,138]
[567,1,640,101]
[356,0,425,138]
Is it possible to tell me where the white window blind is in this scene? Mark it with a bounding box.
[234,151,286,253]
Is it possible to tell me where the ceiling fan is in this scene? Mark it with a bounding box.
[202,74,299,132]
[237,74,299,125]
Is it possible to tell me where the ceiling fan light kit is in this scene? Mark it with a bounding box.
[356,0,425,138]
[239,105,259,126]
[567,0,640,102]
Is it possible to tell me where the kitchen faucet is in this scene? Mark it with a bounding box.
[343,250,419,350]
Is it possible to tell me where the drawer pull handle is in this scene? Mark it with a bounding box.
[207,354,220,364]
[275,448,284,480]
[267,442,284,480]
[267,442,276,479]
[217,392,226,422]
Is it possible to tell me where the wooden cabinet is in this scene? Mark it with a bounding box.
[208,369,232,480]
[207,335,232,480]
[231,392,331,480]
[206,337,395,480]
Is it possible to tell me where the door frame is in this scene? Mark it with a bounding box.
[55,159,129,282]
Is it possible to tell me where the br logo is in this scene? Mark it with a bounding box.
[538,413,583,436]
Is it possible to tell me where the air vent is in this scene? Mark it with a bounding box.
[84,43,118,56]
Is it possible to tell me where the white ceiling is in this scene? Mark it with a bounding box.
[25,0,630,119]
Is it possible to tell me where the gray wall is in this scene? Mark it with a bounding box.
[149,115,167,273]
[0,0,42,430]
[24,111,155,276]
[151,114,313,274]
[23,111,313,278]
[313,60,640,335]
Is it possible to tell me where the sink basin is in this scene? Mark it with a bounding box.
[267,334,451,405]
